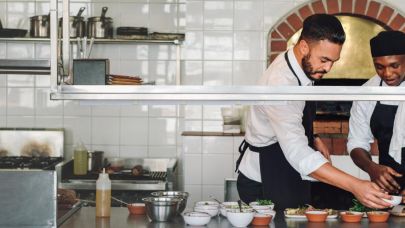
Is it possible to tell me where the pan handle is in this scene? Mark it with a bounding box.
[72,7,85,27]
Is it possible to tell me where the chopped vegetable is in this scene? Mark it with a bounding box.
[256,199,273,205]
[349,199,373,212]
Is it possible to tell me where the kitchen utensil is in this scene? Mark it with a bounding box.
[194,205,219,217]
[111,196,128,205]
[151,191,189,213]
[237,200,243,212]
[30,14,50,37]
[87,38,95,58]
[143,197,181,222]
[59,7,86,38]
[0,19,27,38]
[87,7,113,39]
[209,195,222,204]
[88,151,104,172]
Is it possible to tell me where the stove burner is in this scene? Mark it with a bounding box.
[0,156,63,170]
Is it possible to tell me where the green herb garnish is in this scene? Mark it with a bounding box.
[349,199,373,212]
[256,199,273,205]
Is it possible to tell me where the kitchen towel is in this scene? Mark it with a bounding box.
[389,101,405,163]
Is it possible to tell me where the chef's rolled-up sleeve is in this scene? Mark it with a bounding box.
[261,101,329,180]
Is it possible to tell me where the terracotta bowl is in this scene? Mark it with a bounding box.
[127,203,146,215]
[367,211,389,223]
[251,213,272,226]
[340,211,363,223]
[305,211,328,223]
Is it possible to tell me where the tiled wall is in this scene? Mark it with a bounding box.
[1,0,405,207]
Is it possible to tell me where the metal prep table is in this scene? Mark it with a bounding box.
[60,207,405,228]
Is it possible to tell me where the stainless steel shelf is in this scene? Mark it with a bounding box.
[50,85,405,103]
[0,37,183,44]
[0,59,50,75]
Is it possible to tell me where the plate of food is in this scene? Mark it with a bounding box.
[284,205,337,219]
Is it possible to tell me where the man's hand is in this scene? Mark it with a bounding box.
[314,136,331,162]
[368,163,402,194]
[352,179,392,209]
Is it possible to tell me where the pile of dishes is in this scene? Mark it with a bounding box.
[108,74,143,85]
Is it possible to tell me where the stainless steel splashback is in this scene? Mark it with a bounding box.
[0,170,57,227]
[0,128,64,157]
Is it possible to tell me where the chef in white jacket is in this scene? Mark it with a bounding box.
[235,14,391,210]
[348,31,405,198]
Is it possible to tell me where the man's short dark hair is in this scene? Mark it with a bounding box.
[299,14,346,45]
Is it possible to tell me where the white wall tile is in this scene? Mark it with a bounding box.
[184,154,202,184]
[184,184,202,209]
[202,137,233,154]
[202,120,222,132]
[35,75,51,87]
[7,75,35,87]
[149,117,177,145]
[181,61,203,85]
[7,2,35,29]
[7,116,35,128]
[92,145,120,158]
[0,88,6,116]
[119,45,149,60]
[35,43,50,59]
[234,31,265,60]
[35,116,63,128]
[90,3,121,28]
[92,117,120,145]
[202,154,233,185]
[0,116,5,127]
[0,2,6,26]
[202,185,225,202]
[120,105,149,117]
[263,1,295,32]
[149,145,177,157]
[118,60,149,77]
[183,120,202,131]
[182,31,203,60]
[119,3,149,27]
[149,105,177,117]
[63,116,92,145]
[149,45,177,60]
[186,0,203,30]
[183,105,202,119]
[120,117,148,145]
[63,100,91,116]
[203,105,223,120]
[203,61,232,85]
[149,3,178,32]
[35,1,49,16]
[92,105,120,116]
[0,43,5,58]
[234,0,264,31]
[120,146,148,158]
[183,136,202,154]
[7,88,35,115]
[148,60,176,85]
[203,1,233,30]
[233,61,264,85]
[35,88,63,116]
[90,44,120,60]
[0,75,6,87]
[203,31,233,60]
[6,43,34,59]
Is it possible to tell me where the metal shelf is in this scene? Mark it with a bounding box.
[0,37,183,44]
[50,85,405,103]
[0,59,50,75]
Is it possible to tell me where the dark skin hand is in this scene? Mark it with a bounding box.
[351,148,402,193]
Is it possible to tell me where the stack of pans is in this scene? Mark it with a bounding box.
[108,74,143,85]
[116,27,148,40]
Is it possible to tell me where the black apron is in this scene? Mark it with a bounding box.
[236,52,316,210]
[370,80,405,190]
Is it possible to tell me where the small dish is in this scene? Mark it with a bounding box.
[367,211,389,222]
[183,211,211,226]
[340,211,363,223]
[227,209,254,227]
[251,213,272,226]
[383,195,402,207]
[194,205,219,217]
[249,201,275,210]
[305,211,328,222]
[127,203,146,215]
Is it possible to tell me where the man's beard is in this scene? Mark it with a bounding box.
[302,54,327,82]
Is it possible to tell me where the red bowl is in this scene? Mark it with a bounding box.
[251,213,272,226]
[367,211,389,223]
[340,211,363,223]
[127,203,146,215]
[305,211,328,222]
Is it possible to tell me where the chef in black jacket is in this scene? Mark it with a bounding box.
[236,14,392,210]
[348,31,405,198]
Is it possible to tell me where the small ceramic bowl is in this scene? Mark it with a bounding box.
[383,195,402,207]
[183,211,211,226]
[195,201,220,208]
[226,209,254,227]
[251,213,272,226]
[305,211,328,222]
[219,202,238,217]
[367,211,390,223]
[340,211,363,223]
[249,201,275,210]
[127,203,146,215]
[194,205,219,217]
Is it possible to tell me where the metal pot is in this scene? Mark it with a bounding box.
[87,7,113,39]
[88,151,104,172]
[143,197,181,222]
[59,7,86,38]
[30,14,50,38]
[151,191,189,213]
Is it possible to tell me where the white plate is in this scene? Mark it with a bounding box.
[284,211,338,219]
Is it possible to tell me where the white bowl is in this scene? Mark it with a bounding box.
[194,205,219,217]
[249,201,275,210]
[383,195,402,206]
[195,201,220,208]
[227,209,254,227]
[220,202,239,217]
[183,211,211,226]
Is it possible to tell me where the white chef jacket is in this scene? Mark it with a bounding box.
[238,49,329,182]
[347,75,405,154]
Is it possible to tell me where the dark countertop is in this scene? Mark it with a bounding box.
[60,207,405,228]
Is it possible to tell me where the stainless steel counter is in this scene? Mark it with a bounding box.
[60,207,405,228]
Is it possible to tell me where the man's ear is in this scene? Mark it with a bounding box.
[297,39,310,56]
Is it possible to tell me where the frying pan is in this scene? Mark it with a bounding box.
[0,19,27,38]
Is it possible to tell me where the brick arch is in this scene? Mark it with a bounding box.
[267,0,405,65]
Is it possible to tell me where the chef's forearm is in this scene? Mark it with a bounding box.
[309,163,361,193]
[350,148,375,173]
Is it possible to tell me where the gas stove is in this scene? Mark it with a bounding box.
[0,156,63,170]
